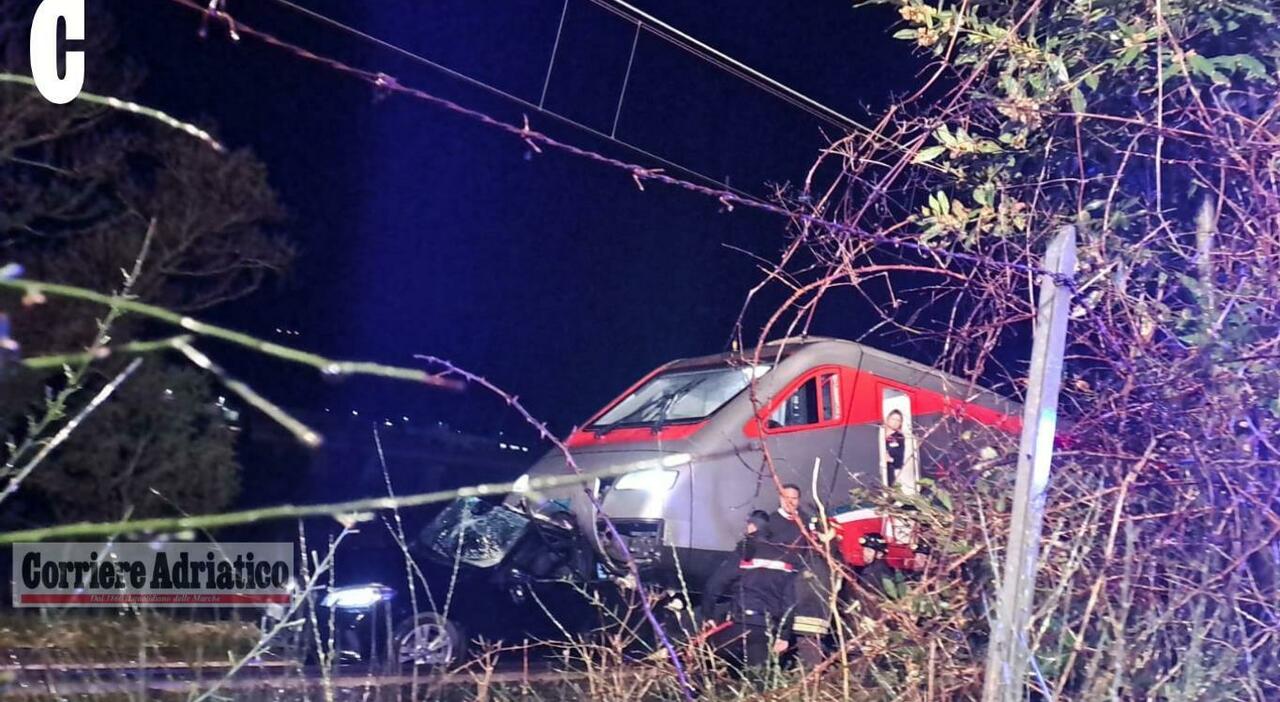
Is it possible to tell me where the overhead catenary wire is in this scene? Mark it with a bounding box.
[580,0,930,162]
[269,0,926,177]
[583,0,872,137]
[171,0,1070,283]
[539,0,570,109]
[611,20,641,138]
[264,0,755,201]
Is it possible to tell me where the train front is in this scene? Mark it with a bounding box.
[421,358,771,585]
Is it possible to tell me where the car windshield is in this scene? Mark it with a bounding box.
[421,498,530,569]
[591,364,771,429]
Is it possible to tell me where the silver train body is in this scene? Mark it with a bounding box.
[503,337,1021,586]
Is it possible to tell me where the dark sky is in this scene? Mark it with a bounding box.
[107,0,921,441]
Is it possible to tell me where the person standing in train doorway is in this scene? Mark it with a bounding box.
[883,409,907,488]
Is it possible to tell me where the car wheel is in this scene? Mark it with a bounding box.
[394,612,462,667]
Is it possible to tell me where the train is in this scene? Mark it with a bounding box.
[407,337,1022,661]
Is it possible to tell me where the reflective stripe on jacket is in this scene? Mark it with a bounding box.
[738,558,796,573]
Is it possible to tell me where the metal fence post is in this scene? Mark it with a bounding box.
[981,225,1077,702]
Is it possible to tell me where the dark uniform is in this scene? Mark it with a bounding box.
[772,508,838,669]
[700,511,770,624]
[700,536,751,624]
[709,525,798,669]
[885,429,906,487]
[767,507,811,551]
[791,552,835,668]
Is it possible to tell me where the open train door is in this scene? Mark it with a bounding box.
[878,383,923,566]
[878,386,919,496]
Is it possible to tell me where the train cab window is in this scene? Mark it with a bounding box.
[819,373,837,422]
[768,371,840,430]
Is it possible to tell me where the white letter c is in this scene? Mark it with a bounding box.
[29,0,85,105]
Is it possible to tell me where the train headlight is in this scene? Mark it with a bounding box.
[511,473,531,494]
[613,453,689,491]
[615,468,679,492]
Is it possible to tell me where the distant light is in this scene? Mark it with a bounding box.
[351,410,359,416]
[521,447,529,452]
[163,388,173,396]
[402,416,409,422]
[275,328,282,333]
[383,420,393,427]
[499,442,509,449]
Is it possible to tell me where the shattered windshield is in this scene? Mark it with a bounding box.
[421,497,530,569]
[591,364,771,430]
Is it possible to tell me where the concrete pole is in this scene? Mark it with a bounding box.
[981,225,1077,702]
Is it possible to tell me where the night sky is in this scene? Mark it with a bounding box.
[106,0,921,442]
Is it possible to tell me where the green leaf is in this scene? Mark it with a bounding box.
[1220,54,1271,81]
[914,145,948,164]
[1047,55,1069,82]
[881,577,899,599]
[1070,87,1087,113]
[1117,46,1144,68]
[893,28,919,40]
[1188,54,1229,84]
[1083,72,1100,91]
[973,184,994,206]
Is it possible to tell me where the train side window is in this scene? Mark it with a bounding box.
[768,371,840,430]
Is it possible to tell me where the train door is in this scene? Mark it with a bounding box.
[756,367,847,511]
[880,387,919,496]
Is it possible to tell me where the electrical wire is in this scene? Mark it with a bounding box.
[583,0,869,136]
[167,0,1069,283]
[265,0,756,200]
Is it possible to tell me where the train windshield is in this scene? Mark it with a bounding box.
[591,364,771,431]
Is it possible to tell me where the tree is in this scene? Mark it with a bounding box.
[22,363,240,523]
[0,2,292,352]
[0,2,291,524]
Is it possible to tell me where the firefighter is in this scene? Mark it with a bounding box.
[790,550,836,669]
[707,517,798,671]
[699,509,770,624]
[768,483,838,669]
[849,533,894,622]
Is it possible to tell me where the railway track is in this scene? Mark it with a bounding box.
[0,661,648,698]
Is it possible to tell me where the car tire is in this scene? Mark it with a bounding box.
[393,612,463,667]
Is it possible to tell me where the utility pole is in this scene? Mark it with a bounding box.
[982,225,1077,702]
